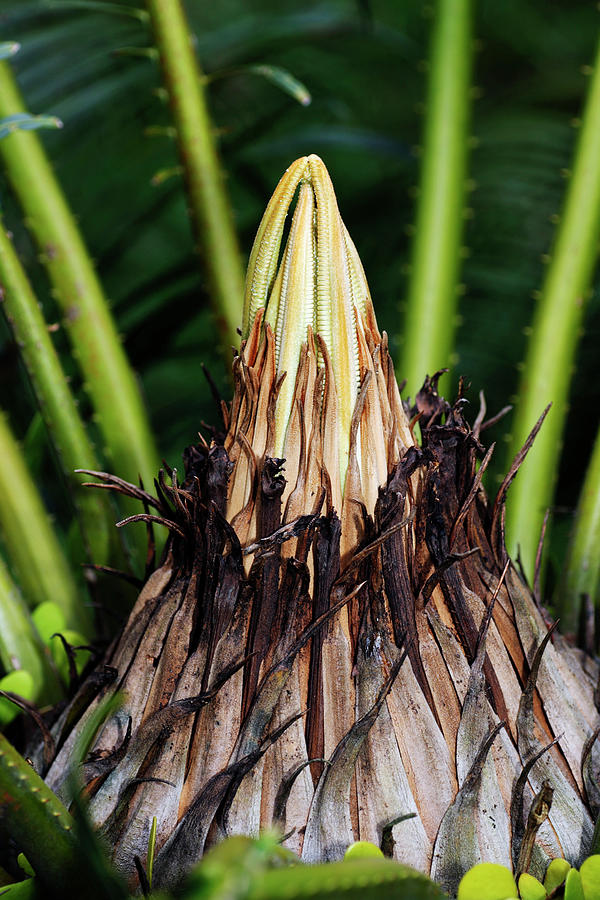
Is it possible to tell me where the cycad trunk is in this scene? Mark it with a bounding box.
[34,157,599,896]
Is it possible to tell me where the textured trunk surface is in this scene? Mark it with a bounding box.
[31,155,600,896]
[34,374,599,894]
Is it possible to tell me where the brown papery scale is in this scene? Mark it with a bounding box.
[33,156,599,895]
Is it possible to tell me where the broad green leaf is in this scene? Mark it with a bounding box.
[518,872,546,900]
[543,858,571,893]
[580,855,600,900]
[0,670,34,728]
[344,841,384,860]
[564,868,585,900]
[0,113,63,140]
[457,863,518,900]
[246,858,445,899]
[50,629,91,684]
[31,601,67,647]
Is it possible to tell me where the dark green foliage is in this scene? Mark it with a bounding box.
[0,0,598,597]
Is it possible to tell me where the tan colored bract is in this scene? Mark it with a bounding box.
[229,154,412,558]
[37,157,599,897]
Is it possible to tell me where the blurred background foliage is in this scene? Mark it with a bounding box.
[0,0,598,598]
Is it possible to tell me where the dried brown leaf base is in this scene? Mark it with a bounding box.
[32,380,599,896]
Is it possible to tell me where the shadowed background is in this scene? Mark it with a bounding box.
[0,0,598,596]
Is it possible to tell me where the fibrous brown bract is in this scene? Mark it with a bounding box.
[34,156,599,896]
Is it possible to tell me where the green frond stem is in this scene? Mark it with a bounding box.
[0,410,90,636]
[0,224,111,566]
[0,734,124,898]
[0,734,75,883]
[556,421,600,633]
[398,0,473,397]
[505,34,600,583]
[0,554,62,704]
[0,60,159,569]
[146,0,245,351]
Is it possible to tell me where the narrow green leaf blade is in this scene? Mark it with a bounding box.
[0,113,63,140]
[46,1,149,20]
[246,64,312,106]
[0,42,20,60]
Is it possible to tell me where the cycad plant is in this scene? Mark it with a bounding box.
[28,153,599,897]
[1,1,600,899]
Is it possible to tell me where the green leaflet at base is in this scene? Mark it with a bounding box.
[580,855,600,900]
[0,878,38,898]
[565,868,584,900]
[178,836,445,900]
[543,858,571,893]
[457,863,517,900]
[245,859,446,899]
[518,872,546,900]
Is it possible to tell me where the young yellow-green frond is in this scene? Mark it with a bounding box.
[237,155,411,544]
